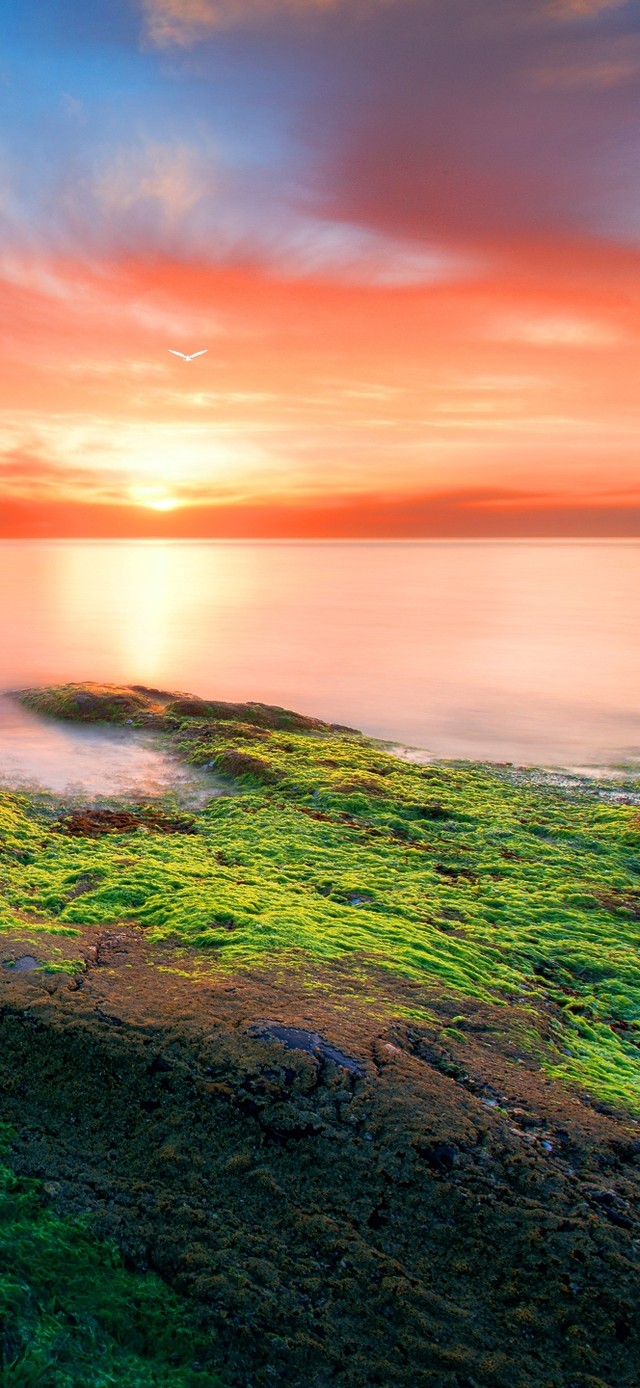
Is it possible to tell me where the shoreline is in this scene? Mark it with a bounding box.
[3,686,640,806]
[387,739,640,802]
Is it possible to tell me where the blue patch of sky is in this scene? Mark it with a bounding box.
[4,0,140,51]
[0,33,320,257]
[2,0,388,264]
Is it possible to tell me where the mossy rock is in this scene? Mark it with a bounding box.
[213,748,283,785]
[165,697,333,733]
[19,683,152,724]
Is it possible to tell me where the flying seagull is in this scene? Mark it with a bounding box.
[168,349,208,361]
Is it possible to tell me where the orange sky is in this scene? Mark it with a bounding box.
[1,0,639,536]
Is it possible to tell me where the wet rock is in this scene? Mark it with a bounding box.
[56,808,195,837]
[3,955,39,973]
[251,1024,366,1076]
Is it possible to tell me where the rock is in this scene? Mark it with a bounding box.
[416,1142,459,1172]
[250,1024,366,1076]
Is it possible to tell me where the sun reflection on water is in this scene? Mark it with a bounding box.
[0,540,639,767]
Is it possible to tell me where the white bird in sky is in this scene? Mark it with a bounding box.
[168,349,208,361]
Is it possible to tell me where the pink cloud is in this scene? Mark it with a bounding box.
[533,57,640,87]
[546,0,629,17]
[142,0,398,46]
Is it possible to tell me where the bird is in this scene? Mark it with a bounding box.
[168,349,208,361]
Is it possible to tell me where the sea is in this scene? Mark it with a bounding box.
[0,539,638,794]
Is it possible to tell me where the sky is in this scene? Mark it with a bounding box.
[1,0,640,537]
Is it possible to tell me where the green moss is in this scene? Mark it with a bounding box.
[19,683,152,725]
[4,684,640,1113]
[0,1126,223,1386]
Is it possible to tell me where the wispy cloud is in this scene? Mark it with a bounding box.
[534,58,639,87]
[142,0,395,47]
[532,36,640,88]
[94,139,213,225]
[0,410,272,504]
[493,314,627,346]
[141,0,631,43]
[0,255,224,356]
[544,0,627,17]
[267,220,469,285]
[61,93,85,123]
[546,0,630,17]
[0,449,125,504]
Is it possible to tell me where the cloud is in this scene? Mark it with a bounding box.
[61,93,85,123]
[546,0,630,17]
[1,480,639,538]
[0,449,125,503]
[4,0,639,273]
[141,0,396,46]
[531,34,640,88]
[94,140,212,225]
[267,219,470,284]
[0,410,271,504]
[315,0,640,254]
[140,0,630,47]
[0,254,223,351]
[494,314,625,345]
[533,57,640,87]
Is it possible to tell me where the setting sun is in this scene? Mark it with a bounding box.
[130,486,181,511]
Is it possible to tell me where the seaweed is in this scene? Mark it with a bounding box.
[0,1126,222,1386]
[2,682,639,1115]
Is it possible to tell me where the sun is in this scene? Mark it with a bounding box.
[130,485,182,512]
[146,496,180,511]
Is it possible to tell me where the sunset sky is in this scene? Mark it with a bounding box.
[1,0,640,537]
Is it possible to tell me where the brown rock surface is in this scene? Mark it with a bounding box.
[0,929,639,1387]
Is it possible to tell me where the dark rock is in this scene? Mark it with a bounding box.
[416,1142,459,1173]
[606,1210,634,1230]
[56,809,195,838]
[251,1024,366,1076]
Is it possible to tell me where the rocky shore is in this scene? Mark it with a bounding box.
[0,683,639,1386]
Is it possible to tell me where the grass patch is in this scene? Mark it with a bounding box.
[0,1124,222,1386]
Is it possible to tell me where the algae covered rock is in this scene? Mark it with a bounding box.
[18,682,350,737]
[18,682,153,724]
[213,748,283,785]
[1,680,640,1385]
[164,696,333,733]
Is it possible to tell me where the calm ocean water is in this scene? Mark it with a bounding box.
[0,539,639,772]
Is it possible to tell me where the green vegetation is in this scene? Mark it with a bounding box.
[5,683,640,1112]
[0,1122,222,1386]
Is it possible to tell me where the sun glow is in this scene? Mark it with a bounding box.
[130,485,181,511]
